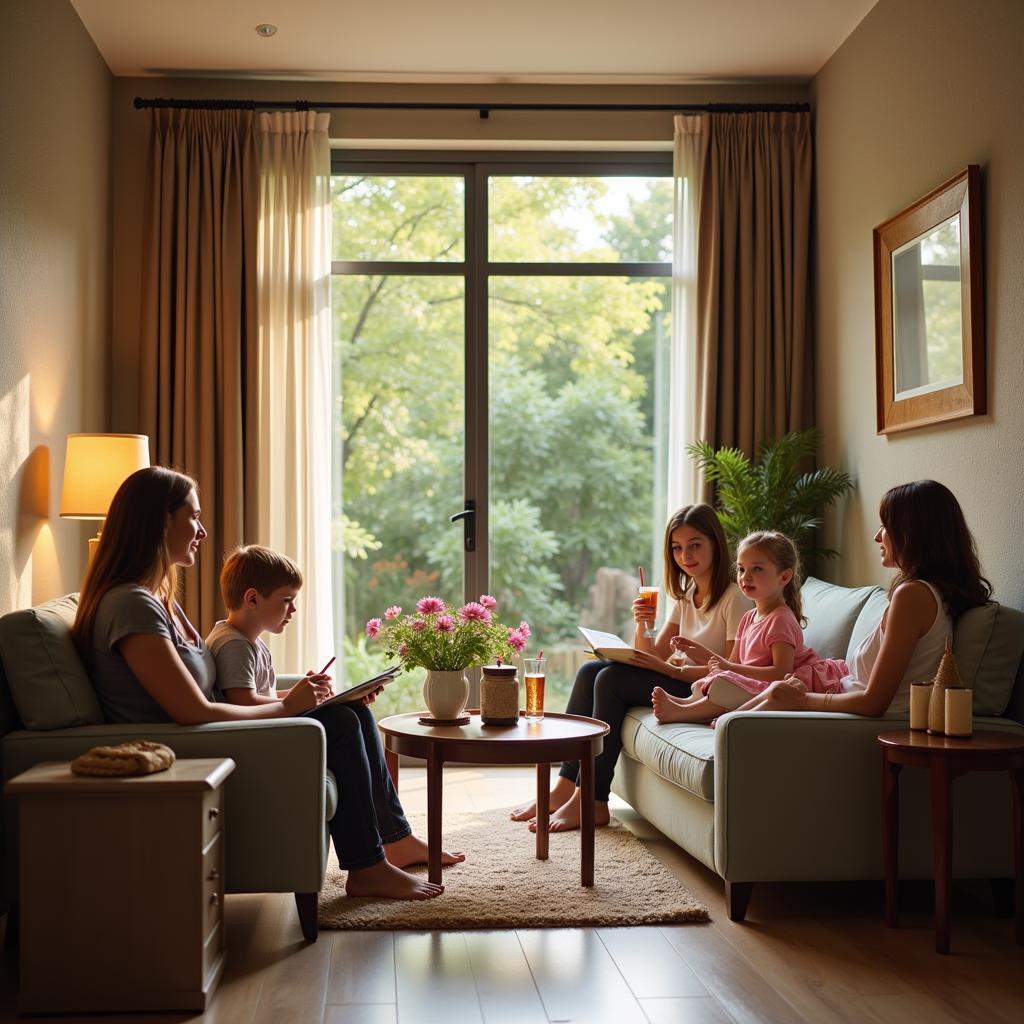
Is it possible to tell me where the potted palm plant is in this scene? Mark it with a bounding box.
[687,428,854,567]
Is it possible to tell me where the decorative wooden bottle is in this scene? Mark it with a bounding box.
[927,636,961,735]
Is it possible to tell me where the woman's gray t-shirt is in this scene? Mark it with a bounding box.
[91,584,218,723]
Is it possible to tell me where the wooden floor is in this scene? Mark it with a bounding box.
[2,766,1022,1023]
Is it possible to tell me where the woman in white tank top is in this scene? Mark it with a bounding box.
[741,481,991,717]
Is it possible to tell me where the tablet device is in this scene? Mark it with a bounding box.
[301,665,401,714]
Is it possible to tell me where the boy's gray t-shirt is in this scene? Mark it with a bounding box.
[91,583,218,724]
[206,621,276,697]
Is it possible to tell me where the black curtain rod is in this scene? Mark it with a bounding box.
[133,97,810,120]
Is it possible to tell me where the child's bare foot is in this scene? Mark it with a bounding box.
[383,833,465,868]
[345,859,444,900]
[652,687,699,723]
[510,774,576,821]
[528,789,610,833]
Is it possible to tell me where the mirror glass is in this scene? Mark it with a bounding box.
[891,213,963,399]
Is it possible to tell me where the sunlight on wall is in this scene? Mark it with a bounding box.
[0,375,32,613]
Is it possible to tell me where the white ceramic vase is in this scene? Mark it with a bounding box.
[422,669,470,721]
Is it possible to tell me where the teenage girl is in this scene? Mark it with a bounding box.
[652,530,847,724]
[510,503,751,831]
[736,480,991,717]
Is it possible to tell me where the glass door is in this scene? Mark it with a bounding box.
[331,157,671,717]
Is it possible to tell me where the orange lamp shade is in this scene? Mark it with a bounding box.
[59,434,151,520]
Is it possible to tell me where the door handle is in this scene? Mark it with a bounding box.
[450,500,476,552]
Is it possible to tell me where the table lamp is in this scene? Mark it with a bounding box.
[60,433,150,560]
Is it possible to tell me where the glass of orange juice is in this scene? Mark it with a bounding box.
[638,585,659,640]
[523,658,546,721]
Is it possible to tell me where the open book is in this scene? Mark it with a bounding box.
[578,627,640,665]
[300,665,401,714]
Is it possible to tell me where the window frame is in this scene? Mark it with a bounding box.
[330,150,672,608]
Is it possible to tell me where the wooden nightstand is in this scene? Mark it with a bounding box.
[5,757,235,1013]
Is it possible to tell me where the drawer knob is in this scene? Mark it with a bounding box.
[207,807,220,820]
[209,893,220,907]
[206,869,220,881]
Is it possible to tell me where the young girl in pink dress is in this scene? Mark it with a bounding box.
[652,530,847,723]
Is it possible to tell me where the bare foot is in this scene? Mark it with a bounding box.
[384,833,465,868]
[510,774,576,821]
[345,859,444,900]
[528,789,610,833]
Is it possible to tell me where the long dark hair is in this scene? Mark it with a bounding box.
[738,530,806,626]
[72,466,197,663]
[662,504,733,610]
[879,480,991,620]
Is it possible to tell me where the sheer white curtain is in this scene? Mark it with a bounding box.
[667,114,707,515]
[256,111,334,671]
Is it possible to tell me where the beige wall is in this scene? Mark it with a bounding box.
[0,1,112,612]
[812,0,1024,606]
[109,76,807,431]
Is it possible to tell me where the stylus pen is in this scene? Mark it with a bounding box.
[318,656,336,675]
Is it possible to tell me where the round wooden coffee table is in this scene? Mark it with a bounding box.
[378,711,609,886]
[878,729,1024,953]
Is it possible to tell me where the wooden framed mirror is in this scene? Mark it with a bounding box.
[873,166,984,434]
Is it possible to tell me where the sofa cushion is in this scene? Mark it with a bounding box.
[0,595,103,730]
[847,587,890,663]
[953,602,1024,717]
[621,708,715,802]
[801,577,885,661]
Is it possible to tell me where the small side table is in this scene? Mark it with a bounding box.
[877,729,1024,954]
[5,757,235,1013]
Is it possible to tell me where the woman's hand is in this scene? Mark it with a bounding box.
[755,678,809,711]
[629,649,676,675]
[282,676,320,714]
[671,636,716,665]
[360,684,385,706]
[632,596,657,628]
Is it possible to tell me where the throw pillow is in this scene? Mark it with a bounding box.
[0,595,104,730]
[954,602,1024,717]
[801,577,885,661]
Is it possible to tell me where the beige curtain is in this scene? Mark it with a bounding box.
[139,109,259,633]
[668,115,707,514]
[695,111,814,460]
[256,111,333,672]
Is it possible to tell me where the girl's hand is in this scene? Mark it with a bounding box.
[707,656,723,674]
[632,596,657,627]
[672,636,715,665]
[283,676,319,714]
[629,649,673,675]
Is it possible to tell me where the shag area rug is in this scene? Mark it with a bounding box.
[318,808,709,930]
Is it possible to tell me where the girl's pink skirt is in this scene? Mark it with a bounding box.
[698,657,849,698]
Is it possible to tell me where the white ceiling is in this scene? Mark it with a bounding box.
[70,0,879,83]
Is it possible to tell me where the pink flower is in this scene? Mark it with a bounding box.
[518,620,532,639]
[435,615,455,633]
[507,627,527,653]
[479,594,497,610]
[384,605,402,620]
[411,619,427,632]
[416,596,445,615]
[365,618,382,638]
[458,602,492,624]
[398,643,409,657]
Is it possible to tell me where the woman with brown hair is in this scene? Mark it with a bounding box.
[74,466,460,901]
[746,479,991,717]
[510,503,751,831]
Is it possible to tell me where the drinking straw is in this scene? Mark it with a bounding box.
[538,650,544,661]
[638,565,645,587]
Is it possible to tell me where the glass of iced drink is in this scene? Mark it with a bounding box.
[638,585,659,640]
[523,658,546,721]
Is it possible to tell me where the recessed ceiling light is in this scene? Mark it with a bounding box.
[255,24,278,38]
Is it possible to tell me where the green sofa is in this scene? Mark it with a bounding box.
[610,577,1024,920]
[0,596,334,942]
